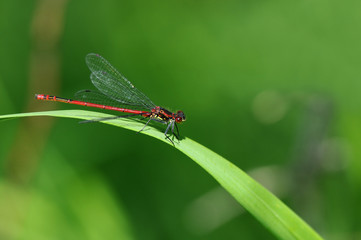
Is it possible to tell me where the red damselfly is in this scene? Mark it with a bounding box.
[35,53,186,144]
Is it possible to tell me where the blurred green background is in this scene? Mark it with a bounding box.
[1,0,361,239]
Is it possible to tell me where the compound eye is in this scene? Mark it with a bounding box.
[176,111,186,121]
[175,117,182,122]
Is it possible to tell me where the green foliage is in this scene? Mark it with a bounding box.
[0,110,323,240]
[2,0,361,238]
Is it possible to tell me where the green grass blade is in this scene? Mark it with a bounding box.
[0,110,323,240]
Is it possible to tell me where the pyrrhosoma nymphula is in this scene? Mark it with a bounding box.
[35,53,186,144]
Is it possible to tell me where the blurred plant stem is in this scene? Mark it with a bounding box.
[290,95,334,230]
[5,0,69,184]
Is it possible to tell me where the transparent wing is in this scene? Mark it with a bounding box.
[74,89,149,110]
[85,53,155,110]
[74,89,116,105]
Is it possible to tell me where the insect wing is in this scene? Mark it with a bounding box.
[85,53,155,110]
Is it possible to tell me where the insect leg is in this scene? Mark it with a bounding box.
[138,118,152,133]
